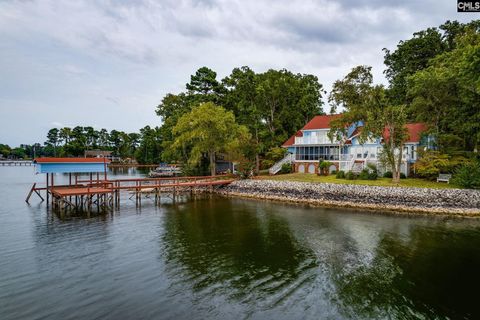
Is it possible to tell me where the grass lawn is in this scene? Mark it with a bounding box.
[258,173,458,189]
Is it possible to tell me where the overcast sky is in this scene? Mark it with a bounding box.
[0,0,476,146]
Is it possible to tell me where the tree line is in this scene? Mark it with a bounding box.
[156,66,325,174]
[0,126,163,164]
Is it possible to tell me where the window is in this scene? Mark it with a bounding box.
[357,153,362,159]
[370,153,376,158]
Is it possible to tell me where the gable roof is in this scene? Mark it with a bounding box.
[302,114,342,130]
[282,130,303,147]
[383,123,428,143]
[405,123,428,143]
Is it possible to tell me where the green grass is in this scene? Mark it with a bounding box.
[258,173,458,189]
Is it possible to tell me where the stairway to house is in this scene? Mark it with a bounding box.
[269,153,294,175]
[351,161,364,174]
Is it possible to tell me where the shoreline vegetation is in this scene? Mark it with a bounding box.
[218,180,480,217]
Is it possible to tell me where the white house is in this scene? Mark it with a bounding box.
[270,114,429,176]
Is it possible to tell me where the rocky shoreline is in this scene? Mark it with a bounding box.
[218,180,480,217]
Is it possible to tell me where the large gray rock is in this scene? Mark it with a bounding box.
[220,180,480,211]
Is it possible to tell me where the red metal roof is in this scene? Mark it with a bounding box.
[302,114,342,130]
[34,157,111,163]
[383,123,428,143]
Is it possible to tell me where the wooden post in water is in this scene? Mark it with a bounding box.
[46,173,49,207]
[50,173,54,207]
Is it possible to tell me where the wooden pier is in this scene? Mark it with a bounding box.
[1,160,33,166]
[26,175,234,215]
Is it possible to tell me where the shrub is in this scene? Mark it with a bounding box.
[400,173,406,179]
[383,171,393,178]
[345,171,356,180]
[236,159,256,179]
[413,150,468,180]
[280,163,293,174]
[336,170,345,179]
[318,160,333,175]
[358,168,370,180]
[451,162,480,189]
[365,163,378,180]
[331,170,337,174]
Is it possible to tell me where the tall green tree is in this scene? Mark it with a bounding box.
[383,20,480,106]
[329,66,408,183]
[46,128,60,156]
[186,67,224,104]
[171,102,250,176]
[407,28,480,152]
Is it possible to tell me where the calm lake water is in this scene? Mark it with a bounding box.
[1,167,480,319]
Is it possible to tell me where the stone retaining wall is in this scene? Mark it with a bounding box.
[218,180,480,216]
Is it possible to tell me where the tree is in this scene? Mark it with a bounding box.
[407,28,480,151]
[329,66,408,183]
[186,67,224,104]
[222,66,263,172]
[383,20,480,106]
[0,144,11,158]
[46,128,60,156]
[171,102,250,176]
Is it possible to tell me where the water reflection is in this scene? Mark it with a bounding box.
[331,222,480,319]
[161,197,318,309]
[2,166,480,320]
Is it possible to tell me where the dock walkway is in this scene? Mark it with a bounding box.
[26,175,234,214]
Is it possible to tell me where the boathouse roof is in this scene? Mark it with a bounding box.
[33,157,110,173]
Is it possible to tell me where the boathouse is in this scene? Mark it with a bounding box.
[34,157,109,174]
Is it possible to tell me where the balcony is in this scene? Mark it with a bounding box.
[294,136,338,145]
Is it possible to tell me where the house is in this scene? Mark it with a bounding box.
[273,114,428,176]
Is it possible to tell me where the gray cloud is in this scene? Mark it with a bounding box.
[0,0,476,145]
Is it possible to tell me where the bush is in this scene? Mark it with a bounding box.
[413,150,468,180]
[280,163,292,174]
[345,171,356,180]
[400,172,406,179]
[318,160,333,175]
[236,159,255,179]
[358,168,370,180]
[336,170,345,179]
[451,162,480,189]
[383,171,393,178]
[362,163,378,180]
[331,170,337,174]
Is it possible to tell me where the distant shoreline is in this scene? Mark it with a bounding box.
[218,180,480,217]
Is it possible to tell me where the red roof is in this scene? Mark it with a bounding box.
[34,157,111,163]
[282,130,303,147]
[383,123,428,143]
[282,114,341,147]
[302,114,342,130]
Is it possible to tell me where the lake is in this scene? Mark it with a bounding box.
[1,166,480,319]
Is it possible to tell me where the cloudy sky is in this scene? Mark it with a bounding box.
[0,0,475,146]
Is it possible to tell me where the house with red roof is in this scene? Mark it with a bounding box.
[271,114,429,176]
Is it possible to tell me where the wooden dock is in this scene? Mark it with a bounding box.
[26,175,234,215]
[1,160,33,166]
